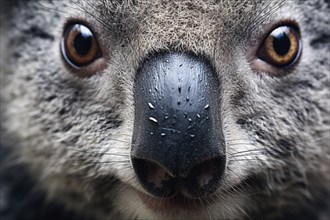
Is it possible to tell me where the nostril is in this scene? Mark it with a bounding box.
[182,156,226,198]
[132,158,177,198]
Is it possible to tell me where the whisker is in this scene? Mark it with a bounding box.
[33,2,79,17]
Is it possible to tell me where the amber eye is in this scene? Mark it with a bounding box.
[257,25,302,67]
[61,23,101,68]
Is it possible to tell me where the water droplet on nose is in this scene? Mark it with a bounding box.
[161,133,166,137]
[148,102,155,109]
[190,134,195,138]
[197,114,201,118]
[186,96,189,101]
[149,117,158,123]
[204,104,210,109]
[188,118,192,122]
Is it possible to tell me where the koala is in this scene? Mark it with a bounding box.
[0,0,329,220]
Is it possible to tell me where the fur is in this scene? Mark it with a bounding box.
[0,0,329,219]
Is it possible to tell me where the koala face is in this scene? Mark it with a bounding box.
[1,0,329,219]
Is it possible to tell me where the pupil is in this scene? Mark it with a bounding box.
[272,30,291,56]
[73,25,93,56]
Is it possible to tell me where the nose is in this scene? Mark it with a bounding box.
[131,52,226,199]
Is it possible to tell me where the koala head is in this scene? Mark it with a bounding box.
[1,0,329,219]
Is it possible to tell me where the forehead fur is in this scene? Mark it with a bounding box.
[79,0,287,54]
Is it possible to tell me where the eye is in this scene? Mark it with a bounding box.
[257,25,302,67]
[61,23,102,69]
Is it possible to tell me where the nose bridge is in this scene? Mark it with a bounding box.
[131,52,225,176]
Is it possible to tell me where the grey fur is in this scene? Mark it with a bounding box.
[0,0,329,219]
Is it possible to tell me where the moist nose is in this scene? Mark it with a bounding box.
[131,52,226,198]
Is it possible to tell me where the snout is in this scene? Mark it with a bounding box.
[131,53,226,199]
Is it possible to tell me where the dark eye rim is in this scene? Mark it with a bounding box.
[249,20,303,77]
[60,19,107,77]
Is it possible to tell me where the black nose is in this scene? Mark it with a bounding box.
[131,53,226,198]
